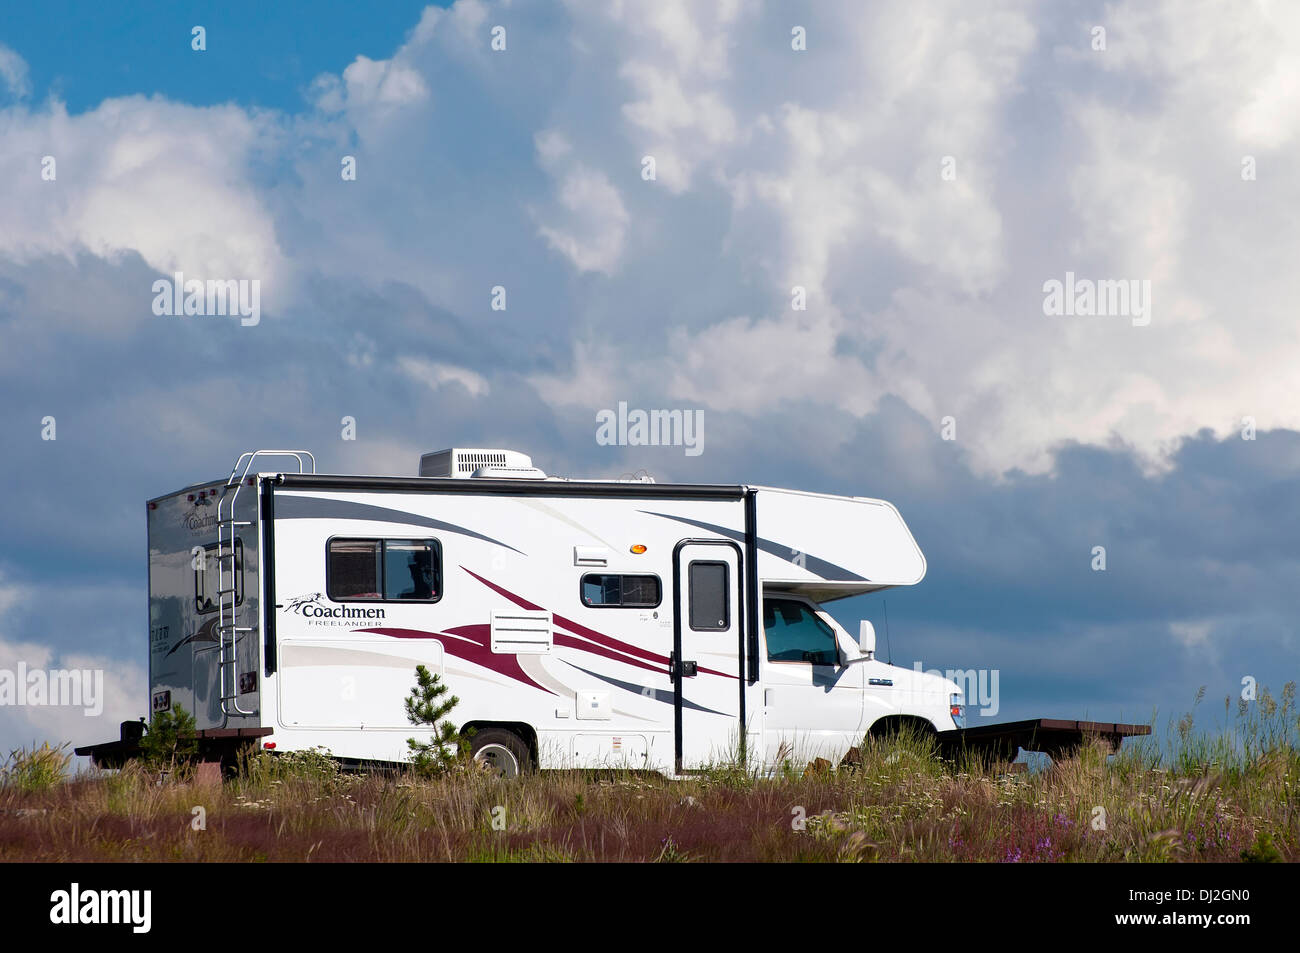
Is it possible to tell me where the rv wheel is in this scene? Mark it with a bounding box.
[470,729,532,779]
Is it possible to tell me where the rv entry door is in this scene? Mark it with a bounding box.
[672,540,743,772]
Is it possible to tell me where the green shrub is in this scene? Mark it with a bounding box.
[1241,831,1283,863]
[139,703,199,775]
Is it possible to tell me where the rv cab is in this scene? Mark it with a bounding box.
[755,593,960,765]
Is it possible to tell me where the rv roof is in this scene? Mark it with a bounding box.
[274,472,747,499]
[148,472,741,505]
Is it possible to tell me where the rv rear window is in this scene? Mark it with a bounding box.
[581,574,662,608]
[194,539,243,614]
[327,538,442,602]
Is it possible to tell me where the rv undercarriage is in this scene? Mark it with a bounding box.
[77,717,1149,773]
[75,722,273,770]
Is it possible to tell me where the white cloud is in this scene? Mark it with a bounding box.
[398,356,490,397]
[341,56,430,110]
[1169,620,1213,650]
[0,97,285,308]
[533,130,630,275]
[0,636,146,751]
[0,575,146,757]
[530,339,628,407]
[0,574,22,617]
[535,167,630,275]
[529,0,1300,476]
[1,0,1298,483]
[0,43,29,99]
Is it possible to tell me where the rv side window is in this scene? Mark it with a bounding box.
[763,598,837,665]
[581,574,662,608]
[194,539,243,614]
[687,561,729,631]
[327,538,442,602]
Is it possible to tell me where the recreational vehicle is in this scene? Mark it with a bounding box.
[79,448,1146,776]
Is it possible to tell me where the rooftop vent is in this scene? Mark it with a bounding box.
[419,448,543,479]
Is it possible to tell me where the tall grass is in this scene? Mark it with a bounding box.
[2,687,1294,862]
[0,742,73,793]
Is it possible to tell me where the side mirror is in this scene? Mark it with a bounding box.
[858,620,876,659]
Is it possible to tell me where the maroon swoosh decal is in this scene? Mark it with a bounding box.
[552,612,669,665]
[355,624,555,695]
[551,611,733,679]
[461,566,736,680]
[461,566,543,611]
[552,632,666,676]
[463,564,669,671]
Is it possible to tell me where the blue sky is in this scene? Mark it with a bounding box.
[0,0,1297,756]
[6,1,438,113]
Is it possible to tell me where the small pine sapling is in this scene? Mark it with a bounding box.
[404,664,471,777]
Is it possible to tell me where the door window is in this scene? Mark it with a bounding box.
[687,561,729,631]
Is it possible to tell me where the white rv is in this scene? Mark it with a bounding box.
[94,448,969,777]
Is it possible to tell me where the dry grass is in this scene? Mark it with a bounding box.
[2,687,1296,862]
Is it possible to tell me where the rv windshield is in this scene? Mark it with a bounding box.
[763,597,838,665]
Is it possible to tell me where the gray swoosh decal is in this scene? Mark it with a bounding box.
[637,511,868,581]
[165,629,217,658]
[562,661,730,717]
[276,496,526,554]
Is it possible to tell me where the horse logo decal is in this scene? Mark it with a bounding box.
[286,592,325,614]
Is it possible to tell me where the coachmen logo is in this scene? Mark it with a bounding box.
[180,493,219,535]
[286,592,385,625]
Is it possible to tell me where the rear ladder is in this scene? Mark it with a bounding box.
[214,450,315,718]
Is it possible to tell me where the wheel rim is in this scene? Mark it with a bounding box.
[474,743,520,778]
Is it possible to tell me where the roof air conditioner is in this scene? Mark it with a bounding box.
[419,448,539,479]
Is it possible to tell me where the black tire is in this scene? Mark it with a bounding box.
[870,719,936,743]
[468,728,532,778]
[870,720,938,760]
